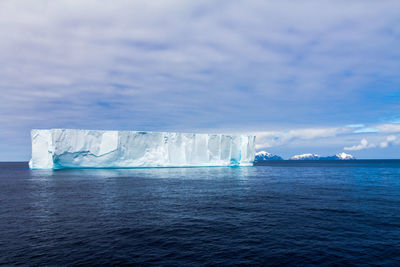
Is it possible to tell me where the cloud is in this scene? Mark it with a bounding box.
[346,124,365,128]
[344,138,375,151]
[374,124,400,134]
[353,127,379,133]
[1,0,400,160]
[344,134,400,151]
[380,135,399,148]
[255,126,352,149]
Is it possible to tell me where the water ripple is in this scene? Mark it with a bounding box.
[1,162,400,265]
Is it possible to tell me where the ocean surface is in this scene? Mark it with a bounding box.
[1,161,400,266]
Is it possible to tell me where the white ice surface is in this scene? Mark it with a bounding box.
[29,129,256,169]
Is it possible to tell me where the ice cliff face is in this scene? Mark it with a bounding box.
[29,129,256,169]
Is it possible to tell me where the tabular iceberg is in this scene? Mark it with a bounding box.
[29,129,256,169]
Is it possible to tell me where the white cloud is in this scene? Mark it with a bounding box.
[343,134,400,151]
[255,124,400,150]
[344,138,375,151]
[255,126,352,149]
[286,128,349,140]
[353,127,379,133]
[380,135,399,148]
[346,124,364,128]
[374,124,400,134]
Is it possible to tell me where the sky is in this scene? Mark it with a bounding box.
[1,0,400,161]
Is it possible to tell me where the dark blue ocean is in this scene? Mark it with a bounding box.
[1,161,400,266]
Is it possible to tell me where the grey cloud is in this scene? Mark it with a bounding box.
[1,0,400,160]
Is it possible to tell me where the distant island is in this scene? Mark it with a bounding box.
[255,151,355,162]
[254,151,283,161]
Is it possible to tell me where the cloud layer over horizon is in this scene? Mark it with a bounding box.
[1,0,400,160]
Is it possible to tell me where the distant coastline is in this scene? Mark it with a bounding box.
[254,151,355,162]
[253,159,400,166]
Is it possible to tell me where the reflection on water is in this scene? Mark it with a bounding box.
[24,166,257,230]
[28,165,257,181]
[2,162,400,265]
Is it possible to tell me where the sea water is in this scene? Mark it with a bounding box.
[1,161,400,265]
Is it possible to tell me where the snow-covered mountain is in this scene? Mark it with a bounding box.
[254,151,283,161]
[290,152,355,160]
[290,153,320,160]
[254,151,355,162]
[321,152,355,160]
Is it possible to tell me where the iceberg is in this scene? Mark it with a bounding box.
[29,129,256,169]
